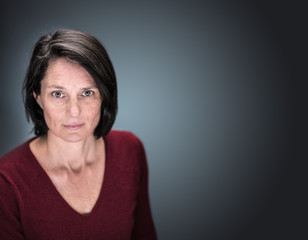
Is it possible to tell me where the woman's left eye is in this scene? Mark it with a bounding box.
[82,90,94,97]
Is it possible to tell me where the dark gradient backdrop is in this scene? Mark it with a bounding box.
[0,1,306,239]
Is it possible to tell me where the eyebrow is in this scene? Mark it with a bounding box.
[46,85,98,90]
[46,85,65,89]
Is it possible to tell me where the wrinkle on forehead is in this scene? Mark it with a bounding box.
[42,58,96,89]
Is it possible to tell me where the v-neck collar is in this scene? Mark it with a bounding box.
[26,135,111,218]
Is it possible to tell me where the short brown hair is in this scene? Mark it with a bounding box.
[23,29,117,138]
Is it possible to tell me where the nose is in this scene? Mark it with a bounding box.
[67,98,81,117]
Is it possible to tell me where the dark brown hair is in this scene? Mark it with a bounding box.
[23,29,117,138]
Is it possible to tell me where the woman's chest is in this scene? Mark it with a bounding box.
[49,171,104,215]
[20,164,139,240]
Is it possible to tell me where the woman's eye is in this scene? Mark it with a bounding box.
[82,90,94,97]
[51,91,64,98]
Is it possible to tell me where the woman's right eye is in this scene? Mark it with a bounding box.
[51,91,64,98]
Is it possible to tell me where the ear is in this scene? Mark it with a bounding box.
[33,92,43,109]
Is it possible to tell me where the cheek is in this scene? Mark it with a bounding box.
[86,103,102,121]
[43,105,64,124]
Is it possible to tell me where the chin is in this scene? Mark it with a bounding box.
[56,132,94,143]
[63,136,85,143]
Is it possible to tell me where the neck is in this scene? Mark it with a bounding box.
[41,133,103,173]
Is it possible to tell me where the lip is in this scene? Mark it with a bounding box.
[63,123,84,130]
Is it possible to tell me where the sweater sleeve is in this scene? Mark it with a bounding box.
[131,140,157,240]
[0,173,25,240]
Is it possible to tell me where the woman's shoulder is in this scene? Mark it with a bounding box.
[106,130,143,146]
[105,130,145,157]
[0,138,34,174]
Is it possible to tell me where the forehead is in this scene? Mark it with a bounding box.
[42,58,95,87]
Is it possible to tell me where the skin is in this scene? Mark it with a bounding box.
[36,58,102,143]
[30,58,105,214]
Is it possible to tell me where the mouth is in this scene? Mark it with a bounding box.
[63,123,84,131]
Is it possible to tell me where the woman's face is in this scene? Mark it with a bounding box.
[35,58,102,143]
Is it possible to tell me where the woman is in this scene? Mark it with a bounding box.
[0,29,157,240]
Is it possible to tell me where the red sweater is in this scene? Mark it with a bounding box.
[0,130,157,240]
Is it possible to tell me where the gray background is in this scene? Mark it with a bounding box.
[0,0,306,239]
